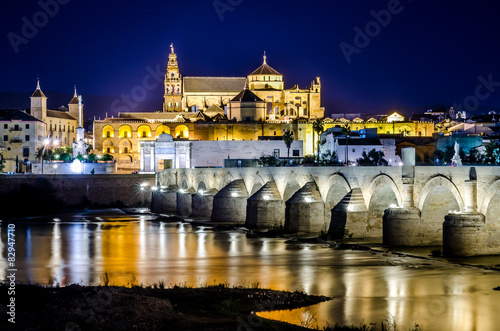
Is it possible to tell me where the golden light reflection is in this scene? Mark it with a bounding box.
[4,219,500,331]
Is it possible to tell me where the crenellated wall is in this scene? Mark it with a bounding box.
[152,156,500,256]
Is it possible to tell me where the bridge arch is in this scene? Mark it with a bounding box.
[418,175,464,244]
[366,174,402,234]
[283,179,301,202]
[481,179,500,224]
[323,173,352,224]
[417,175,464,212]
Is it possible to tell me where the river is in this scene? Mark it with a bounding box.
[1,209,499,330]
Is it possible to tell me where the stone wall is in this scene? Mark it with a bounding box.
[0,174,155,207]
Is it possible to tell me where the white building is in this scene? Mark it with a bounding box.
[140,134,304,171]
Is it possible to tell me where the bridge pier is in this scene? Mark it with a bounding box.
[329,188,368,238]
[211,179,249,224]
[443,178,488,256]
[285,182,325,234]
[176,187,195,216]
[191,188,218,218]
[151,185,178,214]
[245,181,284,229]
[383,207,422,246]
[443,213,486,256]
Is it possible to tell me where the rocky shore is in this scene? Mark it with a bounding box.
[0,284,331,330]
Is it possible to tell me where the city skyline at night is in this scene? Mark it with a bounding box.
[2,0,500,119]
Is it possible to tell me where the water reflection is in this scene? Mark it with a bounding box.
[1,214,500,330]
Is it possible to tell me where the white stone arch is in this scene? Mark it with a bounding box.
[243,172,266,196]
[480,179,500,218]
[417,175,464,212]
[366,174,403,209]
[320,172,352,204]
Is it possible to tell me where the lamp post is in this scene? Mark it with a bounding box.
[41,138,59,174]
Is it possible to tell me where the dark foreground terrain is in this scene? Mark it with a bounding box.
[0,284,331,330]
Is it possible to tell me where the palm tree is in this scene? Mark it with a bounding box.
[341,123,351,165]
[282,129,294,158]
[312,119,324,161]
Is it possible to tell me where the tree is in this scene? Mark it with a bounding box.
[341,123,351,165]
[312,119,324,161]
[356,149,388,166]
[282,130,294,158]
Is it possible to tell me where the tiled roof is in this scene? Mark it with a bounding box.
[0,109,43,122]
[47,109,77,120]
[231,89,264,102]
[69,96,79,104]
[249,63,281,76]
[31,89,46,98]
[184,77,246,93]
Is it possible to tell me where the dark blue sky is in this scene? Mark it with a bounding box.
[2,0,500,118]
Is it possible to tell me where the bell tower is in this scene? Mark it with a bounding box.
[30,79,47,123]
[163,43,183,112]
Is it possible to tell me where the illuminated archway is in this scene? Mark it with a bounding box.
[102,139,114,154]
[102,125,114,138]
[175,125,189,139]
[155,125,171,136]
[137,125,152,138]
[118,125,132,138]
[119,139,132,155]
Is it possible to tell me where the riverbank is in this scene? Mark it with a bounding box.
[0,283,331,330]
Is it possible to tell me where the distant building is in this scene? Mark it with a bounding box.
[0,81,80,173]
[0,109,45,172]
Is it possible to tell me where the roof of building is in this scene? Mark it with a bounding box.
[31,79,46,98]
[0,109,43,122]
[47,109,77,120]
[183,77,246,93]
[231,89,264,102]
[249,54,282,76]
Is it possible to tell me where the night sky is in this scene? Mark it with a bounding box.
[2,0,500,119]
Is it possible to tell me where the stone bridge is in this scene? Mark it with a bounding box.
[152,149,500,256]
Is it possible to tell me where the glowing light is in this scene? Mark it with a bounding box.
[140,187,145,191]
[263,195,270,200]
[347,205,354,212]
[304,196,312,203]
[179,189,186,194]
[399,162,404,166]
[53,139,59,146]
[231,192,238,197]
[43,138,50,145]
[140,183,147,187]
[151,186,158,191]
[390,204,398,208]
[198,190,205,195]
[71,159,82,173]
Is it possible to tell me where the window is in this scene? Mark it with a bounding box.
[142,131,147,137]
[352,148,355,152]
[25,135,30,142]
[274,131,276,135]
[14,124,19,130]
[237,160,242,167]
[106,147,111,153]
[3,135,7,141]
[106,132,111,138]
[23,148,29,157]
[293,150,299,157]
[124,147,129,153]
[25,124,30,129]
[3,124,7,129]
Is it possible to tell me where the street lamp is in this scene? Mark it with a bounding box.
[41,139,50,174]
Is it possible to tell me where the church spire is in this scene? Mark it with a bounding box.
[73,85,77,97]
[263,51,267,65]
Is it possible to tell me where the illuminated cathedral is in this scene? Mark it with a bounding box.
[93,44,326,172]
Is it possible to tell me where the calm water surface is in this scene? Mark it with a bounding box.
[1,210,499,330]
